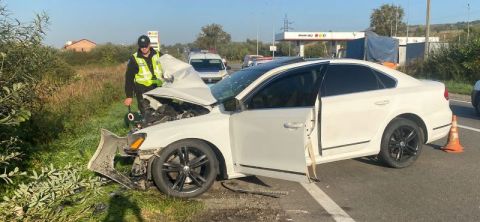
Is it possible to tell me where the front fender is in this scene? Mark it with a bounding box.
[136,112,231,152]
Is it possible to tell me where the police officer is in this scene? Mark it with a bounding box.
[124,35,163,114]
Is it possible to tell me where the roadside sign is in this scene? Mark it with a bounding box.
[270,45,277,52]
[147,31,160,52]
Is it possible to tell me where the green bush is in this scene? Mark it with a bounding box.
[0,2,67,188]
[0,3,114,221]
[60,43,136,66]
[0,164,103,221]
[405,35,480,84]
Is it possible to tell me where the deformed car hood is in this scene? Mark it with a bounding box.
[144,54,217,106]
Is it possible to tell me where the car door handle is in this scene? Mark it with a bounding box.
[375,100,390,105]
[284,122,304,129]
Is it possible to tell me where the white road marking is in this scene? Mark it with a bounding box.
[450,99,471,104]
[458,124,480,133]
[301,183,355,222]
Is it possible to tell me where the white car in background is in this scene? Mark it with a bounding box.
[188,52,229,83]
[89,55,452,198]
[250,56,274,66]
[242,54,263,68]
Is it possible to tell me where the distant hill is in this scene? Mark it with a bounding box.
[406,20,480,41]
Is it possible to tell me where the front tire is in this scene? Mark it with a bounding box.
[151,140,218,198]
[378,118,424,168]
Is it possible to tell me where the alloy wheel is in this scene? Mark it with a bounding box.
[387,126,419,163]
[160,146,211,193]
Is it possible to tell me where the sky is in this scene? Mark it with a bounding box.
[4,0,479,48]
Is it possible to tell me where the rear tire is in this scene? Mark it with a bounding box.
[378,118,424,168]
[151,140,218,198]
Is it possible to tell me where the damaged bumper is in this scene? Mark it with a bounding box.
[87,129,142,189]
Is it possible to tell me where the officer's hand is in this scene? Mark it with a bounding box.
[124,98,133,106]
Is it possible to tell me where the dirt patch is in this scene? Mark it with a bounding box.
[450,92,471,102]
[193,177,291,222]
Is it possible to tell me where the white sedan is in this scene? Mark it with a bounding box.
[89,55,452,198]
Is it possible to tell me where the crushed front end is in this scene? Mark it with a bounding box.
[87,98,211,189]
[87,129,150,189]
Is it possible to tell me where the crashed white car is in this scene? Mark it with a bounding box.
[88,55,452,198]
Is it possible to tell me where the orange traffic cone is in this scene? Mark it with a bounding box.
[441,115,464,153]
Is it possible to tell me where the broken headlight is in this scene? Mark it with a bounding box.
[127,133,146,151]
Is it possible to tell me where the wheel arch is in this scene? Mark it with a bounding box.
[201,139,228,180]
[393,113,428,143]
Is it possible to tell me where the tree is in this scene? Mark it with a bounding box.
[304,42,328,58]
[194,23,231,50]
[370,4,406,36]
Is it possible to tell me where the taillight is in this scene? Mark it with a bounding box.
[444,87,449,100]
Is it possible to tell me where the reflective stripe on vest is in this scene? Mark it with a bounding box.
[133,52,163,87]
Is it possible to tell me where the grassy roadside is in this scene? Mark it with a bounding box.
[39,101,202,221]
[444,80,474,95]
[12,64,202,221]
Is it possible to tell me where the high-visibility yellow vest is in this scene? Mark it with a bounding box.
[133,52,163,87]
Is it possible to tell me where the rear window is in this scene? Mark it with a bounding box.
[190,59,224,71]
[373,70,397,88]
[322,64,382,96]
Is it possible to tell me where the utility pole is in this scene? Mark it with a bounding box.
[467,2,471,42]
[272,25,275,58]
[424,0,431,59]
[390,20,393,37]
[395,5,399,37]
[256,23,259,55]
[281,14,294,32]
[406,0,410,43]
[281,14,294,56]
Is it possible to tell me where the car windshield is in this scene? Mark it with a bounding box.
[211,57,305,102]
[190,59,224,72]
[210,68,267,102]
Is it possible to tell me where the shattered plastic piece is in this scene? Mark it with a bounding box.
[87,129,139,189]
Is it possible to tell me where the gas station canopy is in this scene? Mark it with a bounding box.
[275,32,365,41]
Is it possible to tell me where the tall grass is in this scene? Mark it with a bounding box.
[28,64,126,162]
[45,65,125,113]
[444,80,474,95]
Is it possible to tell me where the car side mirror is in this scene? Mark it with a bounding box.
[223,97,241,111]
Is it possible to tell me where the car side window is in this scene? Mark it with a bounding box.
[247,65,325,109]
[373,69,397,88]
[321,64,382,97]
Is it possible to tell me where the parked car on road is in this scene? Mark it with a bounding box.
[242,54,263,68]
[188,52,229,83]
[250,56,274,66]
[89,55,452,198]
[472,80,480,115]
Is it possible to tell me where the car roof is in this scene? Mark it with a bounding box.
[189,52,222,60]
[290,58,422,87]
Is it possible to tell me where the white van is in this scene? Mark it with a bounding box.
[188,52,229,83]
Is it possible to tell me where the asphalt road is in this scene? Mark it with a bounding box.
[249,99,480,222]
